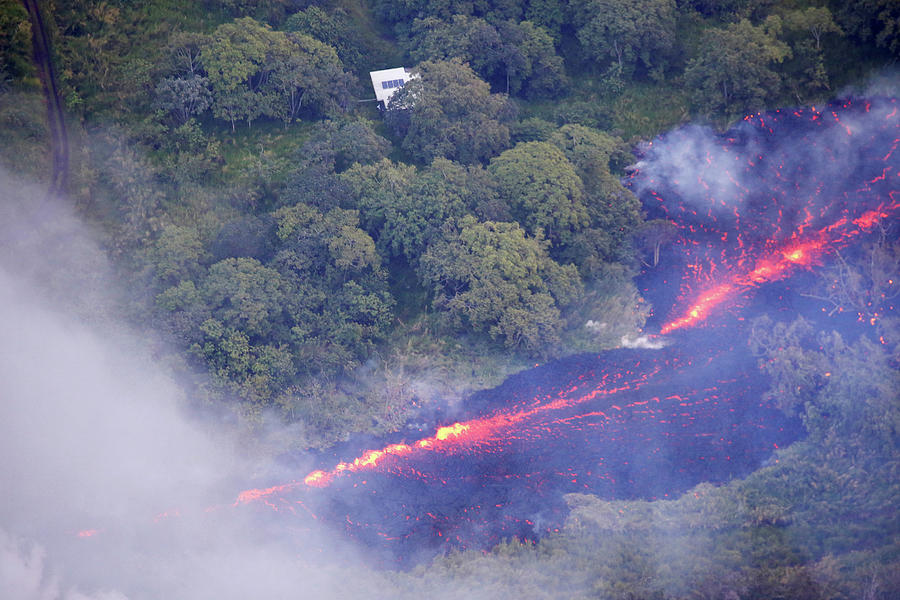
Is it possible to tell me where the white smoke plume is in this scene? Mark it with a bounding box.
[629,75,899,230]
[0,170,384,599]
[619,334,669,350]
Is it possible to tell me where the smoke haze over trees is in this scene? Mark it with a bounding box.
[1,0,898,598]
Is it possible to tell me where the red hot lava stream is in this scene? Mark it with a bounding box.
[287,365,662,492]
[636,98,899,335]
[658,200,899,334]
[285,190,895,497]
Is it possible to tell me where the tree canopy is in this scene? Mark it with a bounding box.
[572,0,677,75]
[403,15,567,97]
[488,141,589,246]
[684,17,791,115]
[201,17,352,129]
[419,216,582,352]
[5,3,899,594]
[385,58,514,164]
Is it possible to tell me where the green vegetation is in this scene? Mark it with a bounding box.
[386,58,514,164]
[2,0,897,596]
[419,215,582,351]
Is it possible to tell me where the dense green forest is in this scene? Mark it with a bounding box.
[1,0,898,598]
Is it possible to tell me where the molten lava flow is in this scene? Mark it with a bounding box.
[658,203,899,334]
[76,529,99,538]
[211,99,900,565]
[234,482,301,506]
[435,423,469,440]
[304,470,332,487]
[642,99,900,335]
[659,283,736,335]
[240,341,803,564]
[299,365,664,489]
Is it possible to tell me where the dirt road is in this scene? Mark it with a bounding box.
[21,0,68,196]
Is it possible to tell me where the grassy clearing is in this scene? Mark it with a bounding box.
[384,319,537,405]
[137,0,230,33]
[611,81,692,141]
[336,0,406,72]
[214,118,314,185]
[377,274,649,415]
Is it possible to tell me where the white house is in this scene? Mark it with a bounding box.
[369,67,415,107]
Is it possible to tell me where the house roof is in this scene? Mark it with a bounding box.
[369,67,414,105]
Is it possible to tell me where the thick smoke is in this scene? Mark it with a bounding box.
[0,170,383,599]
[629,92,899,242]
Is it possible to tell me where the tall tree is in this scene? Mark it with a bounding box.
[342,158,471,265]
[202,18,351,129]
[525,0,569,41]
[403,16,567,97]
[684,17,791,115]
[547,124,642,275]
[203,17,278,129]
[283,6,365,72]
[573,0,676,75]
[199,257,287,339]
[154,75,212,125]
[271,204,393,376]
[279,119,390,209]
[419,216,582,353]
[633,219,678,267]
[0,0,33,81]
[833,0,900,56]
[341,158,416,259]
[783,6,842,51]
[163,31,209,78]
[780,8,842,102]
[385,59,514,164]
[549,124,631,190]
[267,32,353,125]
[497,19,568,98]
[488,141,588,246]
[151,223,208,286]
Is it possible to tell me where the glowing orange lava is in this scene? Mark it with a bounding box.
[77,529,99,538]
[435,423,469,440]
[303,470,332,487]
[659,198,899,335]
[784,248,804,262]
[234,482,301,505]
[299,369,661,488]
[659,283,736,334]
[853,207,889,229]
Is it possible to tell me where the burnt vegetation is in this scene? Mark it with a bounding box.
[2,0,899,598]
